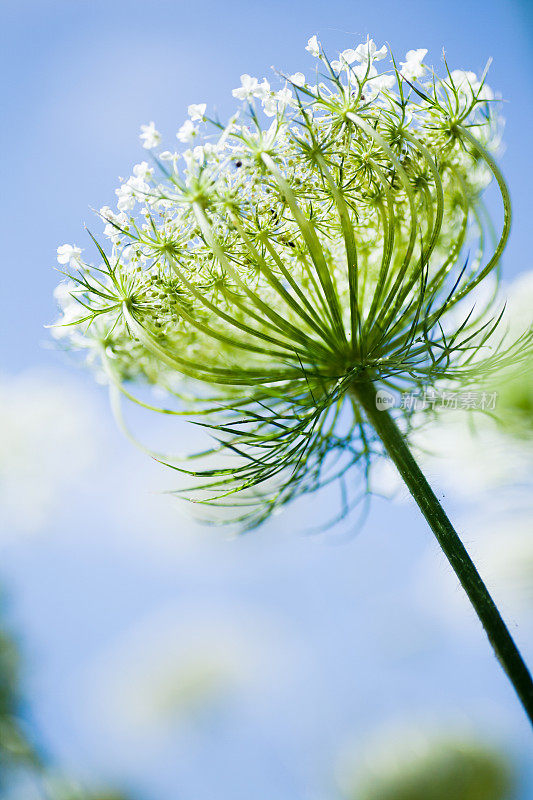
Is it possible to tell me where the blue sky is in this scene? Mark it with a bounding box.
[1,1,532,798]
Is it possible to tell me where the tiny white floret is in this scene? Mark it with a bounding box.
[400,48,428,81]
[132,161,153,181]
[188,103,207,121]
[139,121,161,150]
[232,74,260,101]
[289,72,305,87]
[57,244,82,267]
[353,38,388,64]
[177,119,198,144]
[305,35,320,57]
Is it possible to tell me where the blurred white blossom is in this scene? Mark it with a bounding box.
[305,35,320,57]
[176,119,198,144]
[139,121,161,150]
[83,604,300,749]
[0,371,99,533]
[417,508,533,631]
[56,244,82,267]
[353,38,388,64]
[400,48,428,80]
[187,103,206,121]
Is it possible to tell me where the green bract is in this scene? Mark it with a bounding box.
[53,42,527,527]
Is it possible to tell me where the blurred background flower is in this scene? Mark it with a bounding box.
[336,724,516,800]
[81,603,304,754]
[0,371,99,535]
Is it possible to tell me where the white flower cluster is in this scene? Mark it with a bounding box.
[51,35,503,523]
[54,35,493,256]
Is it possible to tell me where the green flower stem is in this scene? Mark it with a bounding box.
[352,378,533,728]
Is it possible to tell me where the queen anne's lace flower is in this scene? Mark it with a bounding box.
[99,206,129,244]
[132,161,153,181]
[52,37,518,529]
[262,86,293,117]
[115,182,136,212]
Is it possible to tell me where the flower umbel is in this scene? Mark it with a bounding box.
[52,38,523,528]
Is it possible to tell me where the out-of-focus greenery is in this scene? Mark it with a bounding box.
[0,596,131,800]
[40,776,130,800]
[493,359,533,439]
[344,734,515,800]
[0,626,41,783]
[490,275,533,439]
[0,588,521,800]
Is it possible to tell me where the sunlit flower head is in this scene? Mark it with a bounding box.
[52,36,530,528]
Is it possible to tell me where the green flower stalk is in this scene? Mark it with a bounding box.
[52,38,533,724]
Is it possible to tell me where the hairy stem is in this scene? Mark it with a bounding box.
[352,378,533,727]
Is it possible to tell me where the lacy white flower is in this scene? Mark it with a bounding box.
[132,161,153,181]
[139,121,161,150]
[115,182,136,212]
[262,86,293,117]
[450,69,494,103]
[331,39,388,73]
[159,150,180,169]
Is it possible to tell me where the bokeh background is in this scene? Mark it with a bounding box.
[1,0,532,798]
